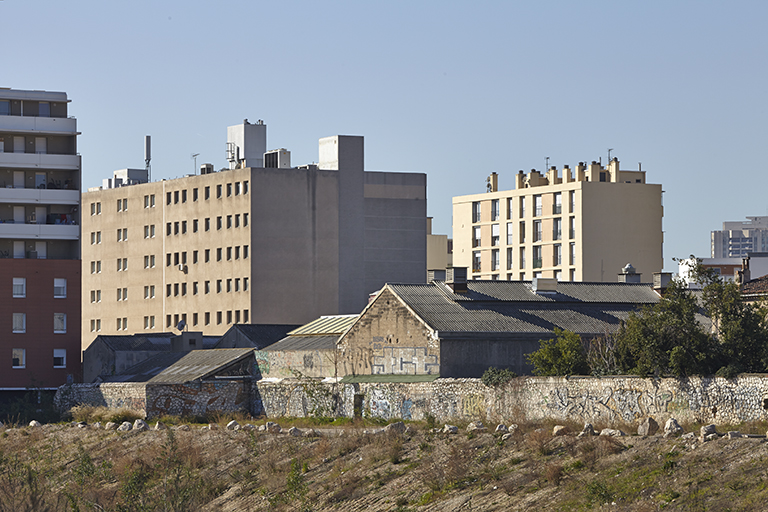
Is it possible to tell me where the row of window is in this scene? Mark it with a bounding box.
[481,269,576,282]
[472,192,576,223]
[12,278,67,298]
[472,217,577,247]
[166,246,249,266]
[11,348,67,369]
[12,313,66,333]
[472,243,577,273]
[89,276,250,303]
[166,181,249,205]
[88,309,250,332]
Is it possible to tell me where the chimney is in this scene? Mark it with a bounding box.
[171,331,202,352]
[447,267,468,293]
[653,272,672,295]
[533,277,557,294]
[618,263,642,283]
[736,256,751,289]
[487,172,498,192]
[428,269,447,282]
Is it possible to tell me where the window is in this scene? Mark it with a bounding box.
[227,183,232,197]
[205,186,210,200]
[217,311,222,325]
[117,287,128,301]
[235,246,240,260]
[205,312,210,325]
[507,198,514,219]
[144,195,155,208]
[472,251,481,273]
[235,214,240,228]
[226,279,232,292]
[53,349,66,368]
[569,217,576,239]
[472,202,481,223]
[54,278,66,298]
[507,248,514,270]
[243,213,249,226]
[205,281,210,294]
[181,283,187,296]
[491,199,500,221]
[91,261,102,274]
[217,248,222,261]
[174,222,179,235]
[144,255,155,268]
[12,349,25,368]
[243,181,249,194]
[182,190,187,203]
[519,222,526,243]
[144,225,155,238]
[90,319,101,332]
[117,318,128,331]
[117,199,123,212]
[506,223,514,245]
[534,195,542,217]
[193,219,198,233]
[205,249,210,263]
[569,191,576,213]
[39,102,50,117]
[555,270,563,281]
[244,310,249,323]
[235,182,241,195]
[174,190,179,204]
[193,282,199,295]
[117,228,127,241]
[243,245,249,259]
[570,242,576,265]
[227,215,232,229]
[53,313,66,333]
[166,284,172,297]
[553,244,562,266]
[217,280,222,293]
[144,285,155,299]
[217,184,222,198]
[235,311,241,323]
[181,221,187,234]
[491,249,500,271]
[193,313,198,326]
[205,218,210,231]
[553,218,562,240]
[533,220,542,242]
[226,247,232,261]
[520,247,526,269]
[570,269,576,281]
[166,223,172,236]
[174,283,179,296]
[90,231,101,244]
[90,290,102,303]
[13,278,25,298]
[519,197,526,218]
[243,278,249,291]
[193,188,198,201]
[533,246,542,269]
[227,310,232,324]
[217,216,222,230]
[235,278,240,292]
[144,316,155,329]
[491,224,500,246]
[173,252,179,266]
[193,251,198,264]
[166,192,172,205]
[13,313,26,333]
[553,192,562,214]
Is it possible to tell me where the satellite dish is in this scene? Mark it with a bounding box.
[176,319,186,332]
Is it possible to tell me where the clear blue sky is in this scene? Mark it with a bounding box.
[5,1,767,272]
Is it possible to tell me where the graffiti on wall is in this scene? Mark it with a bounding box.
[147,382,246,418]
[545,386,673,422]
[371,347,438,375]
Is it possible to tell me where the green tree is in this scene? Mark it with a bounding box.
[527,328,589,376]
[613,279,717,377]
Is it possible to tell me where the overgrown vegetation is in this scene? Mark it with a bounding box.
[527,259,768,377]
[480,367,518,387]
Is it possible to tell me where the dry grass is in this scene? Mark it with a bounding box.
[68,405,143,424]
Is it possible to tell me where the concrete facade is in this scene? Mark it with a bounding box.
[81,124,426,352]
[0,89,82,388]
[452,159,663,282]
[711,216,768,258]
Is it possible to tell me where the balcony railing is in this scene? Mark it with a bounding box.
[533,258,543,269]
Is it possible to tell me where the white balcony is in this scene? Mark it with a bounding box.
[0,223,79,240]
[0,187,79,205]
[0,115,77,135]
[0,152,80,170]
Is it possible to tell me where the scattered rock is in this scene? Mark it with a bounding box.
[599,428,625,437]
[727,431,742,439]
[93,422,102,429]
[303,428,319,438]
[577,423,596,438]
[443,425,459,434]
[154,421,167,430]
[384,421,406,434]
[508,424,519,434]
[552,425,568,436]
[29,420,42,428]
[495,424,509,434]
[133,419,149,432]
[700,424,717,440]
[501,433,514,442]
[467,421,487,433]
[663,418,683,438]
[173,424,190,431]
[208,423,219,431]
[681,432,696,440]
[226,420,239,431]
[287,427,303,437]
[257,424,267,432]
[705,433,718,442]
[637,417,659,436]
[117,422,132,432]
[265,422,281,434]
[241,424,255,431]
[105,422,117,430]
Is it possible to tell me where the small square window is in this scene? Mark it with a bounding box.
[54,278,66,298]
[53,349,66,368]
[54,313,67,333]
[13,313,26,333]
[217,184,222,198]
[205,186,210,200]
[13,277,25,298]
[12,348,25,368]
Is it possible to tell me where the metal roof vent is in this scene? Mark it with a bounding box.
[533,277,557,294]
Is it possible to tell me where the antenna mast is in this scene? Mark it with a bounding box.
[191,153,200,175]
[144,135,151,182]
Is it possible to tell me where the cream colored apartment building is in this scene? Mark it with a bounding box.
[81,124,427,351]
[452,159,663,282]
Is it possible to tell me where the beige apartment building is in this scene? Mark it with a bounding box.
[81,123,426,351]
[452,159,663,282]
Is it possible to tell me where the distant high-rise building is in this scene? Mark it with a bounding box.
[711,216,768,258]
[0,88,82,388]
[452,159,663,282]
[80,121,427,351]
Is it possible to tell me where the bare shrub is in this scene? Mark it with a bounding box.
[544,463,563,486]
[526,429,552,456]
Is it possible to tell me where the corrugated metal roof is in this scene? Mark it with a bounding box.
[97,333,219,352]
[386,282,662,335]
[214,324,301,348]
[288,315,358,336]
[262,335,338,352]
[103,348,253,384]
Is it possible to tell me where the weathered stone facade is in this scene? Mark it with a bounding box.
[254,348,335,379]
[57,375,768,426]
[338,288,438,376]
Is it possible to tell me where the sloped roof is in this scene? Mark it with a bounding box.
[742,275,768,296]
[262,335,338,352]
[385,281,661,336]
[102,348,253,384]
[213,324,300,348]
[95,333,219,352]
[288,315,358,336]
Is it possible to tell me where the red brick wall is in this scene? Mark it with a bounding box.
[0,259,81,387]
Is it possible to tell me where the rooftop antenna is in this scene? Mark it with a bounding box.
[191,153,200,175]
[608,148,614,162]
[144,135,151,182]
[545,156,550,170]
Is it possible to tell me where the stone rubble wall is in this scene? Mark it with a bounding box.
[56,375,768,425]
